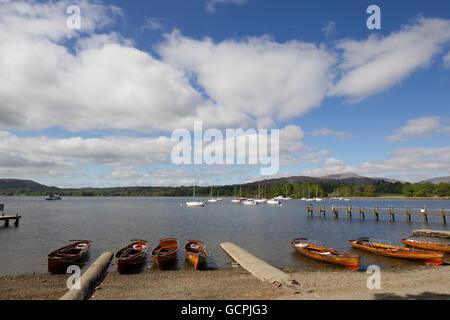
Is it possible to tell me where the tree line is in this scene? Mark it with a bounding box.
[0,181,449,198]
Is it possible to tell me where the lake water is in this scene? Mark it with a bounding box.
[0,196,449,275]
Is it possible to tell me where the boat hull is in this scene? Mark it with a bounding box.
[401,238,450,254]
[291,239,360,269]
[48,240,91,273]
[115,240,149,273]
[349,239,444,265]
[185,240,207,269]
[152,238,179,268]
[186,201,205,207]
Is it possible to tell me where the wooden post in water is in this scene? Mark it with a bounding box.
[332,205,338,218]
[442,209,446,224]
[14,213,19,227]
[373,206,379,221]
[346,206,352,219]
[421,207,428,223]
[0,204,4,216]
[389,206,395,221]
[406,207,411,222]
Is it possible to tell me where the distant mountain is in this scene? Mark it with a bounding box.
[0,179,57,191]
[245,173,379,186]
[320,173,364,180]
[371,177,408,183]
[419,176,450,184]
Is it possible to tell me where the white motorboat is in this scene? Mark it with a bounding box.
[254,198,267,203]
[186,201,206,207]
[267,199,280,205]
[242,199,258,205]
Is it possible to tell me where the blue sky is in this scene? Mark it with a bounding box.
[0,0,449,187]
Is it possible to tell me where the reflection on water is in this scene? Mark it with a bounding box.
[0,196,448,275]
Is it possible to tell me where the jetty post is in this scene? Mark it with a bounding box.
[389,206,395,221]
[358,206,365,220]
[0,204,4,215]
[346,206,352,219]
[442,209,446,224]
[406,207,411,222]
[421,207,428,223]
[332,205,338,218]
[373,206,379,220]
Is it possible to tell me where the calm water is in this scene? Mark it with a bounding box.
[0,196,449,275]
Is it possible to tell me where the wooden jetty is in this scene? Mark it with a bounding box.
[0,204,21,227]
[306,204,448,224]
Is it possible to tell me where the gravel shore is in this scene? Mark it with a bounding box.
[1,264,449,300]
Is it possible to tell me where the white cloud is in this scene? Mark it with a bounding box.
[303,147,450,182]
[158,31,336,125]
[0,131,175,177]
[141,17,165,31]
[312,127,351,139]
[2,2,450,135]
[322,21,337,38]
[331,17,450,100]
[300,150,332,165]
[0,0,255,133]
[386,116,449,142]
[205,0,248,13]
[444,52,450,69]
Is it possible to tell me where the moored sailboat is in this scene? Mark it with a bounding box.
[186,180,206,207]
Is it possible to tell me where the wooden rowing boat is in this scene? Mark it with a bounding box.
[48,240,91,273]
[115,239,149,273]
[152,238,179,267]
[401,238,450,254]
[291,238,360,270]
[185,240,207,269]
[349,238,444,265]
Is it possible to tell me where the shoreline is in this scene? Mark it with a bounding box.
[1,265,449,300]
[1,195,449,199]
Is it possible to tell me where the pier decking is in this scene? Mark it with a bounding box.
[306,204,449,224]
[0,204,21,227]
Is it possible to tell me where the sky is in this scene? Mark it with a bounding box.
[0,0,449,187]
